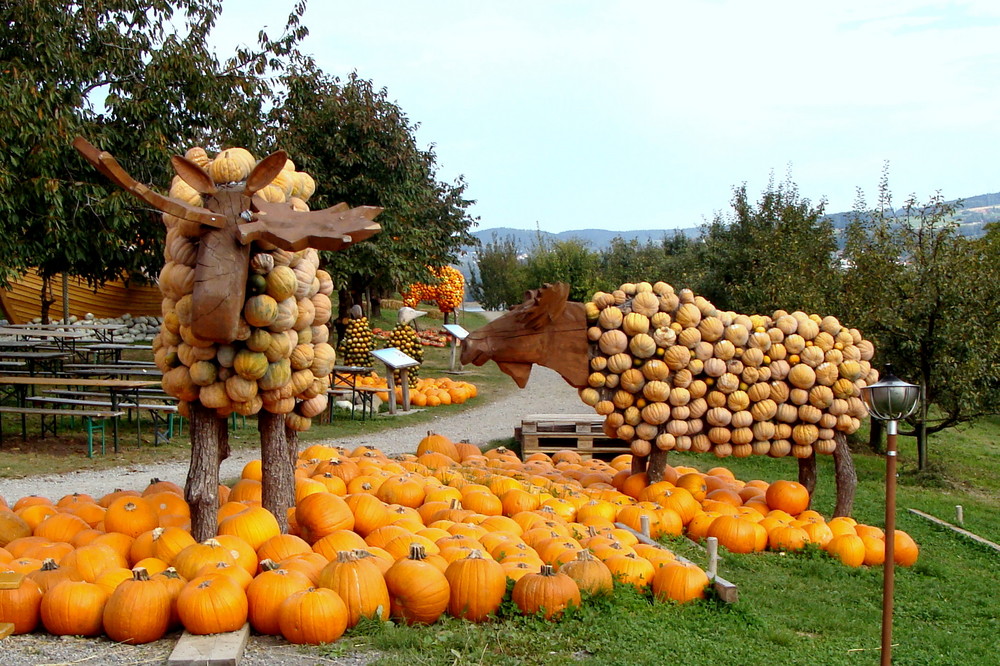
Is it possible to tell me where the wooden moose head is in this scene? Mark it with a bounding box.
[461,282,590,388]
[73,137,381,343]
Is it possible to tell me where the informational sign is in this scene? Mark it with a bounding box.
[442,324,469,341]
[371,347,420,369]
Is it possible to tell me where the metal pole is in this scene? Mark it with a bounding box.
[882,419,898,666]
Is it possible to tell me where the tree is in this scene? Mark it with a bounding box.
[521,235,598,303]
[696,175,838,315]
[596,233,699,292]
[469,234,527,310]
[840,176,1000,467]
[0,0,307,321]
[270,64,478,325]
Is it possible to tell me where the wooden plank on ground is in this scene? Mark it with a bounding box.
[0,572,24,590]
[907,508,1000,554]
[0,622,15,639]
[168,623,250,666]
[615,522,739,603]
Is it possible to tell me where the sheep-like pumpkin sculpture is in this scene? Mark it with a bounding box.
[401,265,465,318]
[461,281,874,517]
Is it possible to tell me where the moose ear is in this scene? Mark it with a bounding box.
[171,155,217,195]
[246,151,288,196]
[516,282,570,330]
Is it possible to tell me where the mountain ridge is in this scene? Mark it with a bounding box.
[469,191,1000,250]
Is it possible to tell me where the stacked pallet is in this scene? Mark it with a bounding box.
[517,413,629,459]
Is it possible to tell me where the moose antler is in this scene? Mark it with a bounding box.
[238,200,382,252]
[515,282,570,330]
[73,137,226,228]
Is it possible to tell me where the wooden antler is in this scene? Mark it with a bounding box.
[516,282,570,330]
[73,137,225,228]
[237,200,383,252]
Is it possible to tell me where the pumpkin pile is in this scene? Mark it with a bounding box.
[339,312,374,368]
[580,281,877,459]
[154,146,335,432]
[401,266,466,313]
[341,373,479,408]
[0,437,918,646]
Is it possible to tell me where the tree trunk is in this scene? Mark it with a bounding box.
[259,411,294,534]
[869,418,883,454]
[335,286,354,346]
[61,274,70,323]
[798,454,817,499]
[185,402,228,542]
[39,275,54,324]
[646,451,667,481]
[632,452,650,476]
[917,387,928,470]
[832,432,857,518]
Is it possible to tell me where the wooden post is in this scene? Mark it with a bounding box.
[833,432,857,517]
[400,369,411,412]
[706,537,719,579]
[259,411,293,534]
[639,514,651,538]
[385,371,397,414]
[956,505,964,526]
[185,403,227,542]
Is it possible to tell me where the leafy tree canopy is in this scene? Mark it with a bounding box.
[269,62,478,311]
[0,0,307,317]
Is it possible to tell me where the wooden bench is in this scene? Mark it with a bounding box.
[0,405,124,457]
[518,413,629,459]
[26,395,178,445]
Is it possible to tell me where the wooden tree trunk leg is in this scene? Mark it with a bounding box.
[798,454,817,499]
[260,411,294,534]
[186,402,225,542]
[632,452,650,477]
[833,432,857,518]
[646,451,667,482]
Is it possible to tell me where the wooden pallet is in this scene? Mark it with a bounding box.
[517,413,629,459]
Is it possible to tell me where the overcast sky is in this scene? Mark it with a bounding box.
[212,1,1000,233]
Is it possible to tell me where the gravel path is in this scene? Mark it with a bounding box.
[1,360,586,665]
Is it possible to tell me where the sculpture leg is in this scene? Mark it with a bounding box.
[833,432,857,518]
[633,452,651,477]
[798,453,817,502]
[645,451,667,482]
[260,411,294,533]
[186,402,227,542]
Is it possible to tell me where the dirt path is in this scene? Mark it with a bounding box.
[1,365,584,501]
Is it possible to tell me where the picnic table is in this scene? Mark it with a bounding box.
[0,350,71,375]
[0,326,92,354]
[0,376,161,452]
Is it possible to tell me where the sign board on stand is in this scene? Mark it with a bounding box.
[371,347,419,413]
[442,324,470,374]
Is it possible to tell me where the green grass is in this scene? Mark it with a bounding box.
[314,419,1000,665]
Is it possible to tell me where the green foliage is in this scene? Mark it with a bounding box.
[0,0,307,320]
[841,170,1000,457]
[270,64,478,305]
[596,233,699,292]
[469,234,528,310]
[521,234,599,302]
[695,174,838,314]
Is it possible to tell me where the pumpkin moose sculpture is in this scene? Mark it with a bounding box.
[462,282,875,517]
[74,138,382,540]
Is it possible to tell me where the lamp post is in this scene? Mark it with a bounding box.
[860,365,920,666]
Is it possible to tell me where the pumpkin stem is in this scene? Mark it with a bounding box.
[159,567,183,580]
[408,543,427,561]
[259,559,280,571]
[539,564,556,576]
[40,558,59,571]
[335,551,358,563]
[132,567,150,581]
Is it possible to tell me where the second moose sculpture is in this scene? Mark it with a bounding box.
[462,281,875,517]
[75,138,381,539]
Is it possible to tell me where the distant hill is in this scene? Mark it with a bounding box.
[470,191,1000,252]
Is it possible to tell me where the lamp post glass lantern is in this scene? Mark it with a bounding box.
[861,364,919,666]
